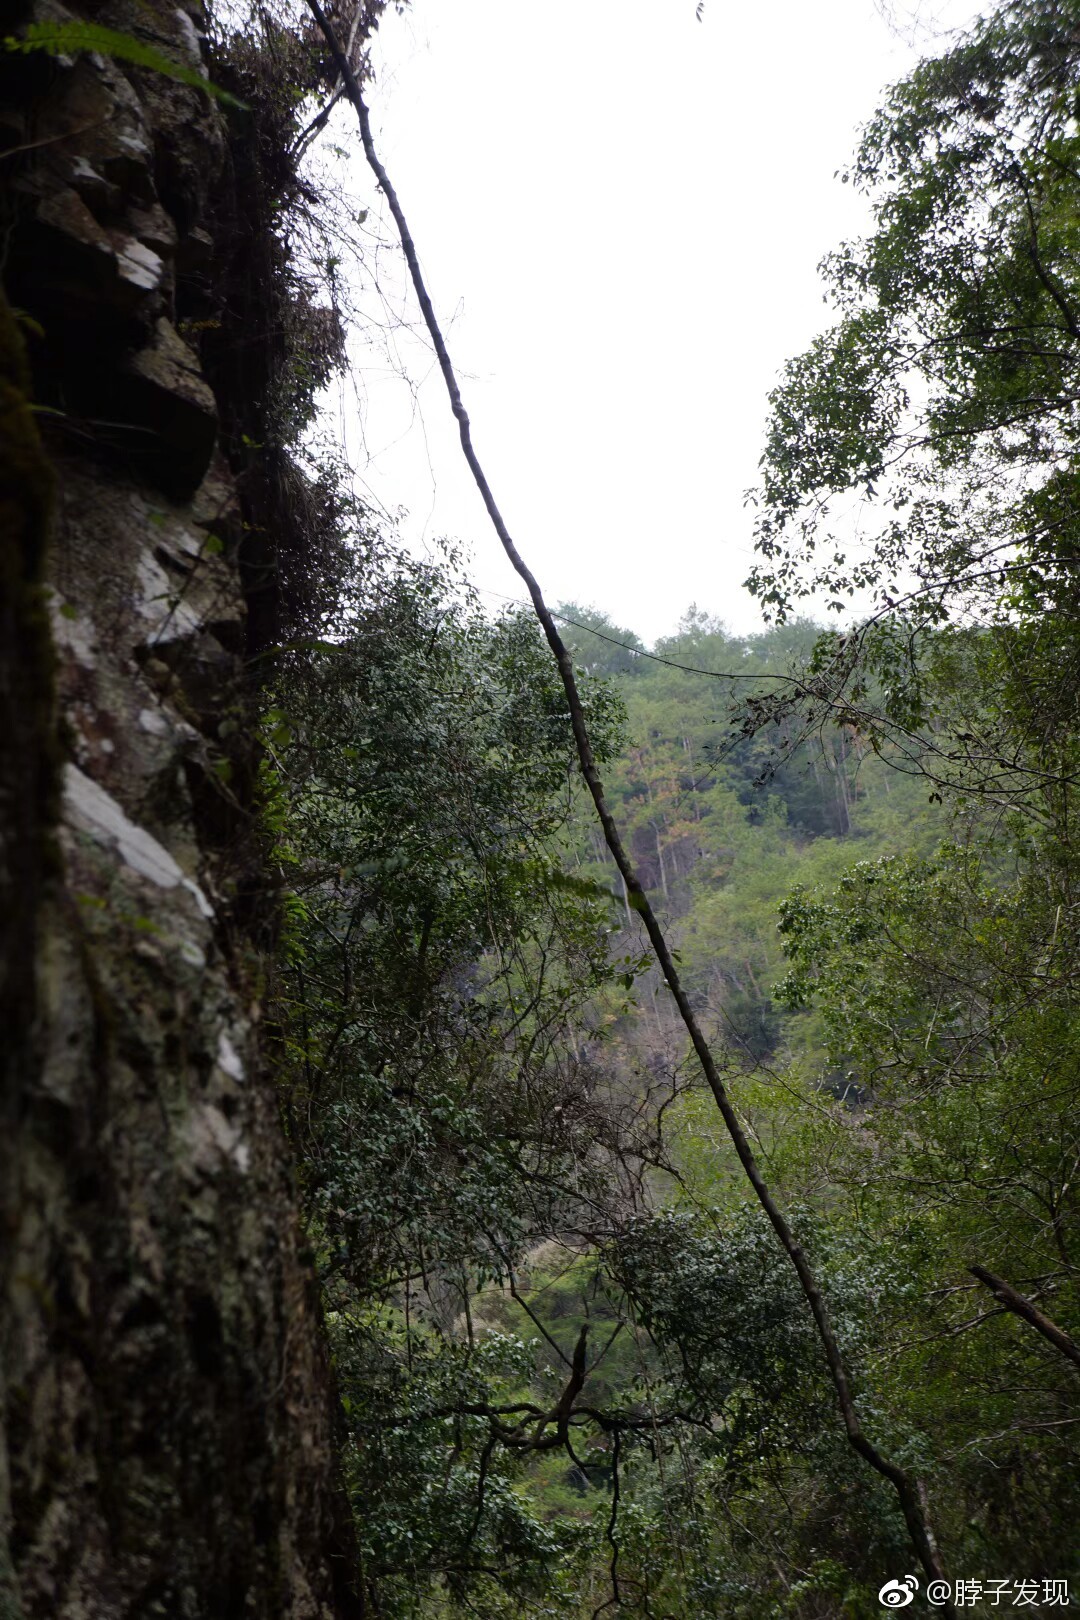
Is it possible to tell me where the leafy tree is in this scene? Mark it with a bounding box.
[771,835,1080,1573]
[729,0,1080,1581]
[746,0,1080,804]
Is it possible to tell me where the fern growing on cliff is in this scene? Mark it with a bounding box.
[2,20,245,106]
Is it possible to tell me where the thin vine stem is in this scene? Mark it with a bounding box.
[302,2,953,1594]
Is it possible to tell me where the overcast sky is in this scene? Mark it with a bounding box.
[327,0,978,644]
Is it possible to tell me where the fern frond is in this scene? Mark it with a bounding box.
[3,20,246,108]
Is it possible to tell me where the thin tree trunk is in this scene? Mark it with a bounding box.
[618,868,633,929]
[682,735,701,821]
[303,8,952,1593]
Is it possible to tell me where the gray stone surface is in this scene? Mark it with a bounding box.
[0,6,359,1615]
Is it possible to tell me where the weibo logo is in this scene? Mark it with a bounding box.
[879,1577,920,1608]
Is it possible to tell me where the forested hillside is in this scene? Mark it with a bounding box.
[3,0,1079,1616]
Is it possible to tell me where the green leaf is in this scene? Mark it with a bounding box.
[3,21,248,108]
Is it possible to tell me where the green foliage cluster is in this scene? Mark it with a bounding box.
[566,606,936,1067]
[259,535,658,1613]
[746,0,1080,759]
[272,549,625,1284]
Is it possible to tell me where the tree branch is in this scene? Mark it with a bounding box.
[969,1265,1080,1370]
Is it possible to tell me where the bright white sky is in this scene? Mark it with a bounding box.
[327,0,979,644]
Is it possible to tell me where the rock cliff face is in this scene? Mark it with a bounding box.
[0,6,359,1615]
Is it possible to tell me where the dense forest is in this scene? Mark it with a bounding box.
[3,0,1079,1616]
[279,589,1078,1615]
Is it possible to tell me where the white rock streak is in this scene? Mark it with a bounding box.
[115,236,163,292]
[135,550,203,642]
[64,763,214,918]
[216,1029,246,1083]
